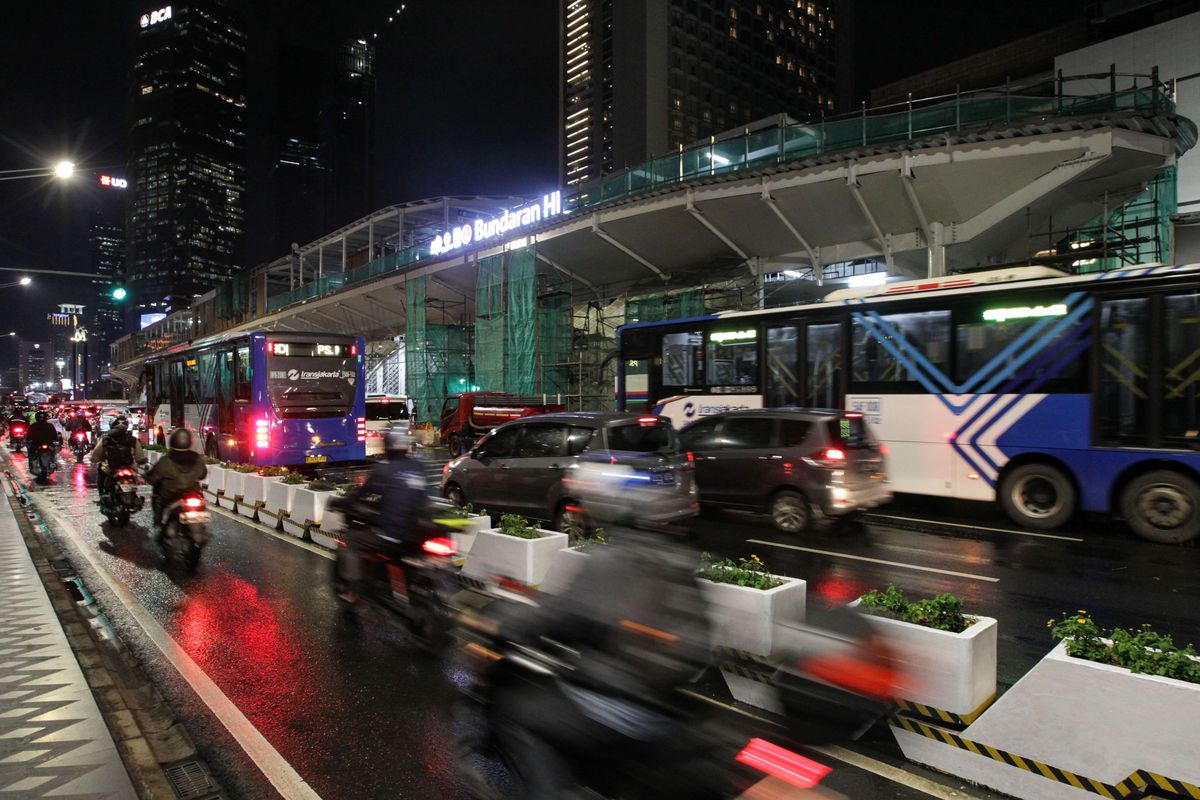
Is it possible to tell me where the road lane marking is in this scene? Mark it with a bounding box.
[811,744,984,799]
[863,513,1084,542]
[34,500,324,800]
[207,503,335,560]
[745,539,1000,583]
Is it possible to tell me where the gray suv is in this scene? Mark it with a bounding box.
[441,412,698,537]
[680,408,890,533]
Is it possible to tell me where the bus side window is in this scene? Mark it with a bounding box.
[662,331,703,387]
[806,323,842,407]
[1097,298,1149,445]
[217,350,235,424]
[766,326,799,406]
[1163,292,1199,447]
[234,346,251,402]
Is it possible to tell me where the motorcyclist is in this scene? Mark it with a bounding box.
[90,416,145,498]
[26,410,60,450]
[145,427,207,524]
[463,459,714,798]
[65,411,94,444]
[332,428,427,603]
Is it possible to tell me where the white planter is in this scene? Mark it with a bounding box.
[203,465,226,497]
[284,487,334,539]
[699,573,806,712]
[852,601,997,717]
[893,641,1200,800]
[310,528,340,549]
[449,515,491,557]
[262,480,298,529]
[414,428,438,447]
[146,450,162,466]
[238,475,280,520]
[461,528,568,586]
[540,546,597,595]
[222,470,247,510]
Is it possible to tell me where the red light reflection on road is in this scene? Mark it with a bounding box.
[810,574,867,604]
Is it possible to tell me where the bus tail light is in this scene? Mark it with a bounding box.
[356,417,366,443]
[350,344,358,356]
[255,418,270,449]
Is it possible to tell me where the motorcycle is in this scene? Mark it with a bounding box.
[329,496,463,651]
[8,422,26,453]
[100,465,145,528]
[70,430,90,463]
[30,442,57,483]
[157,488,210,571]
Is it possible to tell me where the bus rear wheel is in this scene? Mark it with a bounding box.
[1121,471,1200,544]
[999,463,1075,530]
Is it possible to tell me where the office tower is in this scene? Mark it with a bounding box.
[127,1,248,320]
[321,38,377,228]
[17,342,53,391]
[560,0,840,187]
[88,212,125,380]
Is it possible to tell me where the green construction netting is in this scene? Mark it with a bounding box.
[627,295,666,324]
[215,273,251,320]
[627,289,704,324]
[537,292,571,395]
[474,255,506,392]
[676,288,704,318]
[1074,166,1177,273]
[505,248,536,396]
[406,274,473,421]
[405,276,431,420]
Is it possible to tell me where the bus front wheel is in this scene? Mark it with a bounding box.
[999,463,1075,530]
[1121,470,1200,544]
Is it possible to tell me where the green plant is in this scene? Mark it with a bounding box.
[306,478,337,492]
[280,472,305,485]
[204,456,220,465]
[497,513,542,539]
[259,466,289,477]
[447,502,483,519]
[1049,611,1200,684]
[144,443,165,453]
[573,528,608,552]
[228,462,256,474]
[859,585,971,633]
[698,553,783,590]
[337,483,356,495]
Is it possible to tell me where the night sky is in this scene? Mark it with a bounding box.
[0,0,1087,350]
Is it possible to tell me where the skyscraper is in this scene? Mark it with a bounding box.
[321,38,377,228]
[88,212,125,381]
[17,342,53,392]
[127,1,247,320]
[560,0,840,187]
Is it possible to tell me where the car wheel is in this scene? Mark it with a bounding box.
[1121,470,1200,544]
[999,463,1075,530]
[770,490,810,534]
[443,483,466,507]
[554,503,588,545]
[448,434,462,458]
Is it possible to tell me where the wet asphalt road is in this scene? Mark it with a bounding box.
[12,445,1197,799]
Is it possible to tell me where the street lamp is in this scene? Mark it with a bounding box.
[0,276,32,290]
[53,161,74,179]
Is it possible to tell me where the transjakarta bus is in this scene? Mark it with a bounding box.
[142,331,366,466]
[616,264,1200,542]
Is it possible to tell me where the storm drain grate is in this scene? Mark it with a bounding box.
[163,759,220,800]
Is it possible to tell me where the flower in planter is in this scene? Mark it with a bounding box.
[1049,612,1200,684]
[258,466,289,477]
[306,478,337,492]
[573,528,608,553]
[497,513,542,539]
[281,472,305,485]
[447,502,484,519]
[858,585,971,633]
[698,553,783,590]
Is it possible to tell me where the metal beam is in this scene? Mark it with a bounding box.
[535,251,600,297]
[900,156,934,246]
[361,294,406,318]
[686,189,748,261]
[760,184,820,271]
[846,165,893,270]
[591,215,669,282]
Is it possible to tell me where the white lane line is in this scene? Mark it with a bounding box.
[864,513,1084,542]
[745,539,999,583]
[35,500,324,800]
[811,744,984,799]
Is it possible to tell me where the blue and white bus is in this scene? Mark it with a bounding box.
[142,331,367,467]
[616,264,1200,542]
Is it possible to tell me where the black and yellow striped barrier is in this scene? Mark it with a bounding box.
[892,714,1200,799]
[894,694,995,729]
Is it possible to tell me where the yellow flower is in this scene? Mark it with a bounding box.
[1077,618,1087,624]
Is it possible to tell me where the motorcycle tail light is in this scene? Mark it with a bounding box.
[735,738,830,789]
[75,432,87,440]
[12,426,24,434]
[116,468,135,477]
[421,537,456,557]
[183,496,204,510]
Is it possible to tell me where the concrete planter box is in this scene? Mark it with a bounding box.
[145,450,162,466]
[699,573,806,712]
[540,546,593,595]
[283,487,335,539]
[203,464,226,497]
[261,480,298,529]
[461,528,568,586]
[238,475,280,520]
[894,641,1200,800]
[852,600,997,717]
[221,470,248,510]
[449,514,491,558]
[310,527,340,550]
[414,428,438,447]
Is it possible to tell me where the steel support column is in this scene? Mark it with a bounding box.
[761,184,821,272]
[591,215,669,282]
[847,165,894,270]
[686,188,748,262]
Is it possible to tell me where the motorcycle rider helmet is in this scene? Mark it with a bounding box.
[168,427,193,451]
[384,428,413,455]
[111,416,129,431]
[35,410,49,422]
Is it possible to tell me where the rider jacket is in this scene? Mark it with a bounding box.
[89,430,144,470]
[146,450,207,503]
[65,416,93,434]
[340,455,427,545]
[26,421,59,448]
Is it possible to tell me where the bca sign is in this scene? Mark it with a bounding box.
[140,5,172,28]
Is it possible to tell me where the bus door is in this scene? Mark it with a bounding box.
[766,320,844,409]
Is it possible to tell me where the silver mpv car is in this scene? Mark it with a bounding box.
[440,412,698,537]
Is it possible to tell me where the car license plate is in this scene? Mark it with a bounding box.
[180,511,210,524]
[649,472,675,486]
[306,454,328,464]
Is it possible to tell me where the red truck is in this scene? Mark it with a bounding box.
[439,392,565,456]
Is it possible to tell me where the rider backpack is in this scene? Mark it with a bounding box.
[105,433,135,466]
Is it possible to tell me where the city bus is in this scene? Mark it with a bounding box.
[615,264,1200,542]
[142,331,366,467]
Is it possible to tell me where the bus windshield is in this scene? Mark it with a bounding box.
[266,343,357,418]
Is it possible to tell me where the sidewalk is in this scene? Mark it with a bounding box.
[0,500,138,798]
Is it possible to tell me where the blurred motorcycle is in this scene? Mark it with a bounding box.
[99,464,144,528]
[157,488,210,571]
[8,421,26,453]
[70,430,90,463]
[30,443,56,483]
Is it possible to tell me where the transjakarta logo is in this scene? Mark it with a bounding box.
[429,191,562,257]
[271,370,355,381]
[140,5,172,28]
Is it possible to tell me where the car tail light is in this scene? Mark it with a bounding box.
[421,537,457,557]
[356,417,366,443]
[183,496,204,510]
[442,462,450,476]
[809,447,846,469]
[879,444,889,455]
[255,418,270,449]
[637,416,658,425]
[681,451,695,472]
[735,738,830,789]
